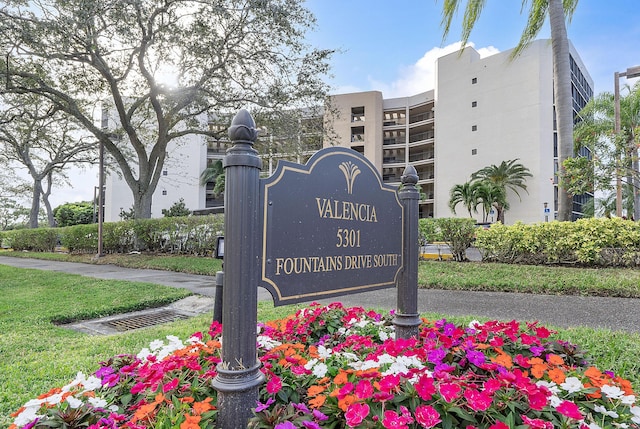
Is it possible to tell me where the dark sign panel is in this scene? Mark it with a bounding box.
[261,147,403,305]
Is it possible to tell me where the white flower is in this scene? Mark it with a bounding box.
[317,345,332,359]
[66,396,83,409]
[304,359,318,370]
[601,384,625,399]
[630,406,640,424]
[87,397,107,408]
[44,393,63,405]
[355,319,369,328]
[468,320,481,329]
[379,331,389,341]
[621,394,636,405]
[549,394,562,408]
[312,363,328,378]
[137,347,152,360]
[560,377,584,393]
[13,407,42,427]
[615,424,629,428]
[594,405,619,418]
[584,423,602,429]
[149,339,164,351]
[536,380,560,394]
[257,335,281,350]
[377,354,394,364]
[341,352,358,361]
[83,375,103,392]
[109,405,119,412]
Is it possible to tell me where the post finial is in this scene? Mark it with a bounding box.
[401,164,419,185]
[228,109,258,144]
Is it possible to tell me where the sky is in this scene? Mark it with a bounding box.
[49,0,640,208]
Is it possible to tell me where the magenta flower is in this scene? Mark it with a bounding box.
[415,374,436,401]
[266,375,282,394]
[556,400,583,420]
[302,421,321,429]
[382,410,409,429]
[345,403,370,428]
[255,397,274,412]
[162,377,179,393]
[464,389,493,411]
[439,382,462,402]
[521,415,554,429]
[275,422,296,429]
[488,421,510,429]
[414,405,441,428]
[355,379,374,399]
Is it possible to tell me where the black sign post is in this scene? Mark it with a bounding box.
[211,110,264,428]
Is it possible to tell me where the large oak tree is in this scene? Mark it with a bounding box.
[1,0,333,218]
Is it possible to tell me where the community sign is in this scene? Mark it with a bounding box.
[260,147,403,305]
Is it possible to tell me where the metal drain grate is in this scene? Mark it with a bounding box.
[103,310,189,332]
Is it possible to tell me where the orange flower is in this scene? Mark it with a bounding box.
[546,354,564,366]
[338,394,356,412]
[132,401,158,422]
[491,352,513,369]
[334,370,352,385]
[530,363,547,379]
[547,368,566,384]
[193,397,215,415]
[528,357,544,365]
[180,414,201,429]
[10,407,25,418]
[179,396,195,404]
[308,385,326,397]
[614,377,635,395]
[308,395,326,408]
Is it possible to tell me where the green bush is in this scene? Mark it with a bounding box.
[418,218,442,244]
[434,218,477,261]
[2,228,58,252]
[475,218,640,266]
[53,201,94,227]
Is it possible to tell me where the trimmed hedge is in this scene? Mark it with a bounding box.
[1,214,224,256]
[475,217,640,267]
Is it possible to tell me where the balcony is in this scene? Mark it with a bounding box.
[409,111,434,124]
[408,151,434,162]
[351,134,364,142]
[409,131,434,144]
[351,114,365,122]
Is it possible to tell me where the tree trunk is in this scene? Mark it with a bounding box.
[633,148,640,221]
[29,180,42,228]
[133,190,153,220]
[42,174,55,227]
[549,0,574,221]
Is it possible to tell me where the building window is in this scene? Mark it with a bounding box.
[351,106,365,122]
[472,101,477,107]
[472,125,477,131]
[162,189,167,196]
[162,170,168,176]
[472,149,477,155]
[351,126,365,142]
[471,77,477,84]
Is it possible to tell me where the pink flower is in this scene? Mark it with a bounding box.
[556,400,583,420]
[521,415,554,429]
[414,405,441,428]
[382,410,409,429]
[162,377,179,393]
[489,422,510,429]
[345,403,370,428]
[464,389,493,411]
[415,374,436,401]
[378,374,401,393]
[266,375,282,394]
[355,380,373,399]
[439,382,462,402]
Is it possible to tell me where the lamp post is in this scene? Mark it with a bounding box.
[97,138,104,257]
[614,65,640,218]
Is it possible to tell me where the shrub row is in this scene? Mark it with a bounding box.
[419,218,477,261]
[475,217,640,267]
[0,214,224,256]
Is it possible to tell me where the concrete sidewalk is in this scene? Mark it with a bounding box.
[1,255,638,334]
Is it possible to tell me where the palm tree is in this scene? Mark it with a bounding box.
[471,159,532,223]
[200,159,225,198]
[573,81,640,220]
[449,181,481,218]
[440,0,579,221]
[475,181,508,223]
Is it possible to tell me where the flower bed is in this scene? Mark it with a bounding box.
[10,303,640,429]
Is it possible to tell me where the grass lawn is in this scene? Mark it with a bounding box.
[1,264,640,427]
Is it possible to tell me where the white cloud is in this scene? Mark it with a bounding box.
[369,42,500,99]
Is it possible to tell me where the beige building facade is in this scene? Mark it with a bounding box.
[326,39,593,224]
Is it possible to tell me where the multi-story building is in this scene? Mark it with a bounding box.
[327,39,593,224]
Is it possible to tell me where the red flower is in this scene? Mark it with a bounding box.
[489,422,510,429]
[556,400,583,420]
[382,410,410,429]
[464,389,493,411]
[355,380,373,399]
[345,403,369,428]
[162,378,179,393]
[439,382,461,402]
[414,405,441,428]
